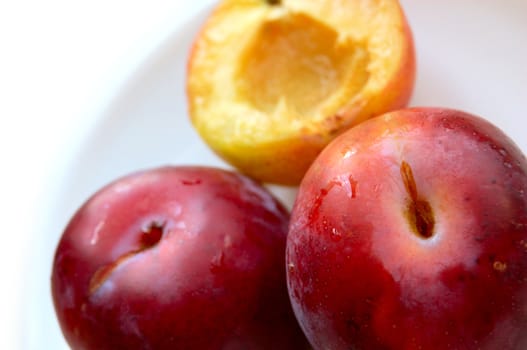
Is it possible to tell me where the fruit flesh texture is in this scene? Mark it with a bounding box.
[187,0,415,185]
[52,166,308,350]
[286,108,527,349]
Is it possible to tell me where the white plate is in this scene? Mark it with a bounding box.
[22,1,527,349]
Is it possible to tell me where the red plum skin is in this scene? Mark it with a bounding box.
[287,108,527,350]
[52,166,308,350]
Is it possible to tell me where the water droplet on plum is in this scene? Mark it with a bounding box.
[330,227,342,242]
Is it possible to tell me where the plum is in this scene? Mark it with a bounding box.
[52,166,308,349]
[287,108,527,349]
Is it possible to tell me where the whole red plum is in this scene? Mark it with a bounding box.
[52,166,309,350]
[287,108,527,349]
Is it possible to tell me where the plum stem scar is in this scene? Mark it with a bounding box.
[88,221,166,295]
[401,161,435,239]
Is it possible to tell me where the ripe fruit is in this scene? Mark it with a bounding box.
[286,108,527,349]
[52,166,308,349]
[187,0,415,185]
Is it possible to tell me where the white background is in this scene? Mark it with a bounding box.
[0,1,214,348]
[1,1,526,349]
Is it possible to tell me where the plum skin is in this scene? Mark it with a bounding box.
[52,166,308,350]
[286,108,527,349]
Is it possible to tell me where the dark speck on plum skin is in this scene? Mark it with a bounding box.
[181,179,202,185]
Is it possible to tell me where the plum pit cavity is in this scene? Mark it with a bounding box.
[236,12,368,117]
